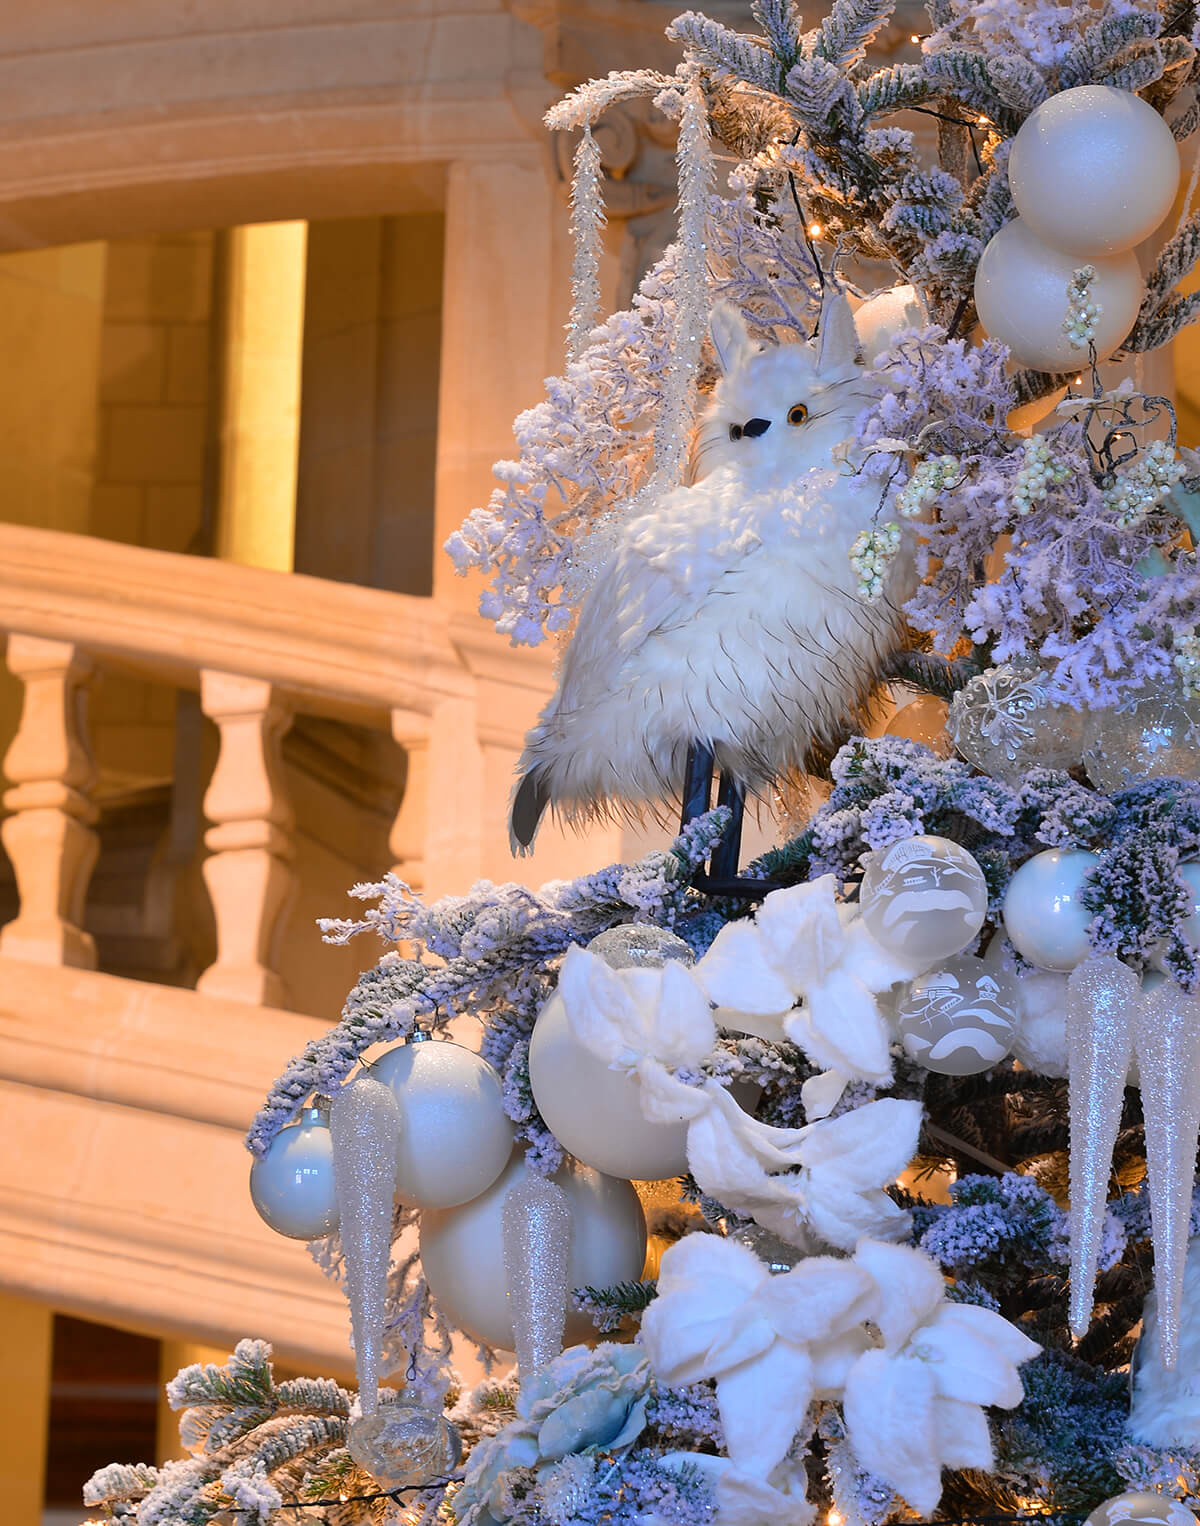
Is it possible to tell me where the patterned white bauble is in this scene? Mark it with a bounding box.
[1009,86,1179,256]
[368,1036,514,1210]
[1002,849,1100,972]
[419,1150,646,1351]
[1083,1492,1197,1526]
[1082,681,1200,793]
[249,1105,339,1240]
[529,990,690,1181]
[859,834,989,966]
[974,218,1144,372]
[895,955,1016,1075]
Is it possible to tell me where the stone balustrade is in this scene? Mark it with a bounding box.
[0,521,490,1006]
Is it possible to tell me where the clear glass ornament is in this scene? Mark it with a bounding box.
[947,663,1084,783]
[894,955,1017,1075]
[501,1172,573,1380]
[1065,956,1138,1340]
[1082,678,1200,792]
[1083,1492,1198,1526]
[329,1077,403,1413]
[347,1395,462,1490]
[1132,978,1200,1368]
[588,924,695,969]
[859,834,989,966]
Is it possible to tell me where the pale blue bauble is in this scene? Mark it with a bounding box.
[1002,849,1100,972]
[249,1106,339,1240]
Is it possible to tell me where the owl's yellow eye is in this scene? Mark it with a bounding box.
[787,403,808,426]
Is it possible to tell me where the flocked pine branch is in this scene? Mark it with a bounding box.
[666,11,782,91]
[571,1278,659,1332]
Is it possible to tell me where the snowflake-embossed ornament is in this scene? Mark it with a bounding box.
[948,663,1084,783]
[1082,677,1200,792]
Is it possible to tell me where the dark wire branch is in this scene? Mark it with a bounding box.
[226,1475,460,1515]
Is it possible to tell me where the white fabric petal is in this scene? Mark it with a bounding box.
[810,1327,875,1397]
[843,1350,944,1517]
[715,1339,814,1476]
[656,1231,767,1298]
[652,959,717,1068]
[909,1320,1026,1408]
[933,1396,995,1471]
[635,1060,711,1124]
[931,1302,1042,1376]
[853,1240,947,1352]
[755,877,845,987]
[798,1098,921,1189]
[657,1455,815,1526]
[695,920,797,1016]
[557,944,642,1063]
[804,970,893,1081]
[714,1004,791,1043]
[800,1068,850,1120]
[803,1182,912,1250]
[839,910,927,989]
[758,1258,878,1345]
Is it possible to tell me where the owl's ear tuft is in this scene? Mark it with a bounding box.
[709,301,758,377]
[816,286,862,373]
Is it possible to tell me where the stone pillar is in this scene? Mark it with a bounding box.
[0,635,98,968]
[0,1291,52,1526]
[196,671,295,1008]
[389,710,430,895]
[214,222,307,573]
[434,157,556,611]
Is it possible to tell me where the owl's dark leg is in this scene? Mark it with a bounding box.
[681,743,773,899]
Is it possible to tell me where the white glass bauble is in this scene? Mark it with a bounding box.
[369,1038,513,1210]
[528,991,690,1181]
[1002,849,1100,971]
[974,218,1144,372]
[859,834,989,966]
[249,1105,339,1240]
[419,1150,646,1351]
[852,283,923,366]
[1083,1492,1197,1526]
[1082,680,1200,792]
[1180,861,1200,946]
[895,955,1016,1075]
[948,663,1085,783]
[1009,86,1179,256]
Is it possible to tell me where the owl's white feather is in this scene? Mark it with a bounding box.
[510,291,912,853]
[1129,1234,1200,1446]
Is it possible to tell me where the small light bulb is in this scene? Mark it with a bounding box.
[339,1493,349,1503]
[808,221,822,237]
[910,33,920,43]
[828,1511,845,1526]
[1074,376,1084,386]
[977,114,992,125]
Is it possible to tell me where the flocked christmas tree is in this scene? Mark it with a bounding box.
[84,2,1200,1524]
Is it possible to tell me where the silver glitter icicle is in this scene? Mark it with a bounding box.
[501,1172,573,1381]
[1133,979,1200,1369]
[329,1076,403,1414]
[1067,956,1137,1339]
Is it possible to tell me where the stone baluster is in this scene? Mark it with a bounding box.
[196,671,294,1008]
[389,710,430,895]
[0,635,99,968]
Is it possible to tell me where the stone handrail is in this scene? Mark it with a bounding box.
[0,523,483,1005]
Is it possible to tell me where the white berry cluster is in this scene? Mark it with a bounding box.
[896,454,959,519]
[1062,264,1101,349]
[1103,439,1185,528]
[1012,435,1070,517]
[1174,631,1200,700]
[849,521,900,603]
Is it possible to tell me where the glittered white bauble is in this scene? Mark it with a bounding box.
[249,1105,339,1240]
[974,218,1144,372]
[1002,849,1100,972]
[369,1037,513,1210]
[895,955,1016,1074]
[1083,1491,1197,1526]
[419,1150,646,1351]
[853,283,924,366]
[948,663,1085,783]
[859,835,989,966]
[1082,681,1200,792]
[529,991,690,1181]
[1009,86,1179,256]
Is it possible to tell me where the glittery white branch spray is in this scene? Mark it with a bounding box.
[329,1077,403,1414]
[1132,979,1200,1369]
[567,127,606,363]
[650,70,713,492]
[1066,955,1137,1341]
[501,1173,573,1381]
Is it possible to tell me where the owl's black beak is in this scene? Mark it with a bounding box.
[742,417,771,438]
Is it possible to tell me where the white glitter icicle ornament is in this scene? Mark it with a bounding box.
[368,1033,513,1210]
[330,1076,403,1413]
[420,1150,645,1352]
[502,1171,573,1379]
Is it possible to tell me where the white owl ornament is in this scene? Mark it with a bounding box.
[510,289,913,851]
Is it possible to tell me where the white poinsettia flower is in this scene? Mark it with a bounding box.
[694,877,918,1083]
[641,1234,876,1477]
[658,1452,816,1526]
[841,1240,1040,1517]
[556,942,715,1074]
